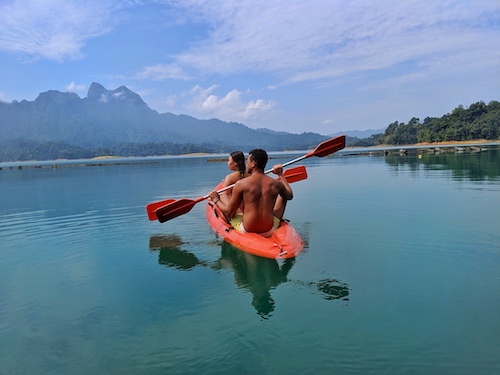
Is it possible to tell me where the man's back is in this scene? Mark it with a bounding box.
[232,172,281,233]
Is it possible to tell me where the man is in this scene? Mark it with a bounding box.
[209,149,293,237]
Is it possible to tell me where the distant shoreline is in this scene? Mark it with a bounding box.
[392,139,497,147]
[92,152,211,159]
[1,140,499,169]
[346,139,500,151]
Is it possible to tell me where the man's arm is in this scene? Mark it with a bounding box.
[273,164,293,200]
[209,182,243,218]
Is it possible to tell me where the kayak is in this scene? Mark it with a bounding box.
[205,182,304,259]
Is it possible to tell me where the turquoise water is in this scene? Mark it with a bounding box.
[1,147,499,374]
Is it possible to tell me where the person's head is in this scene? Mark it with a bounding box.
[228,151,245,176]
[248,149,268,172]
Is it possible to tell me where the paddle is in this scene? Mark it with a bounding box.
[153,165,308,222]
[146,165,307,221]
[278,165,307,184]
[156,135,345,223]
[265,134,346,171]
[146,199,176,221]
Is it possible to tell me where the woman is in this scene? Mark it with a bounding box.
[220,151,247,205]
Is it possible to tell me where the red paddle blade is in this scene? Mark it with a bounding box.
[156,197,204,223]
[146,199,175,221]
[308,135,346,158]
[283,165,307,183]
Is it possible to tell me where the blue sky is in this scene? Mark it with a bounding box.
[0,0,499,135]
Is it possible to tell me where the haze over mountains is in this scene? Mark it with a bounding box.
[0,83,335,152]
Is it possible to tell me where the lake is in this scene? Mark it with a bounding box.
[1,145,499,374]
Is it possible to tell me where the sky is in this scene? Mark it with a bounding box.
[0,0,499,135]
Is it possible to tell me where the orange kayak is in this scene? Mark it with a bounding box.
[205,183,303,259]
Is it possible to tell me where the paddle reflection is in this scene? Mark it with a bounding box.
[149,234,204,270]
[149,235,350,319]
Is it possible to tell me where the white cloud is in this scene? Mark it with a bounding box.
[0,0,116,61]
[186,85,274,123]
[136,63,191,81]
[66,82,86,94]
[144,0,500,85]
[165,95,177,108]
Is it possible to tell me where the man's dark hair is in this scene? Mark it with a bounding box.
[249,149,268,170]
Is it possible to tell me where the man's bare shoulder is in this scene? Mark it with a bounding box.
[233,175,250,189]
[234,173,269,189]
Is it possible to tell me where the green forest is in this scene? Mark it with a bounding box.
[0,139,220,163]
[355,100,499,146]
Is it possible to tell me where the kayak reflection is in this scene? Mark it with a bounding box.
[149,235,350,319]
[219,242,294,318]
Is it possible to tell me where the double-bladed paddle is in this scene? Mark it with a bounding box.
[155,135,345,223]
[148,165,308,221]
[150,166,307,223]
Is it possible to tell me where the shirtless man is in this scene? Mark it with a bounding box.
[209,149,293,237]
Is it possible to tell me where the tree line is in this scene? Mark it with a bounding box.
[0,138,324,162]
[0,139,218,162]
[366,100,499,146]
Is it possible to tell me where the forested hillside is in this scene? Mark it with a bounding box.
[377,100,499,145]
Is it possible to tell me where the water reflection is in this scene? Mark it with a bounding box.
[218,242,294,318]
[311,278,350,301]
[384,145,500,181]
[149,235,350,319]
[149,234,202,270]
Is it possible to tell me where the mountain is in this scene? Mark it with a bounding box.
[0,82,328,154]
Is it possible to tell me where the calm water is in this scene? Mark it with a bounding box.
[1,147,499,374]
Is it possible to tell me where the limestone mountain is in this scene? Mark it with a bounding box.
[0,83,327,152]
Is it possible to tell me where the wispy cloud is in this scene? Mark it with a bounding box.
[136,63,191,81]
[185,85,275,123]
[146,0,500,84]
[0,0,116,61]
[66,82,86,94]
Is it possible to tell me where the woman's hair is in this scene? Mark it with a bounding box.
[249,149,268,170]
[230,151,246,177]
